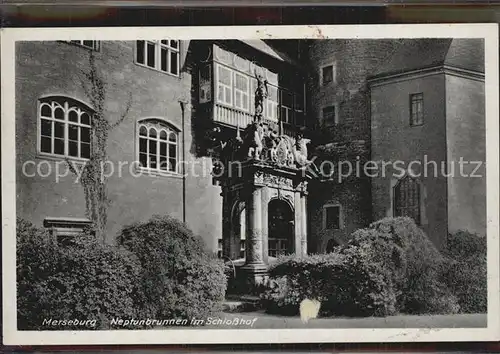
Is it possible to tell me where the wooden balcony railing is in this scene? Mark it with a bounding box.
[214,104,254,129]
[214,103,298,137]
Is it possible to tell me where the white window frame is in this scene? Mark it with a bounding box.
[136,119,180,176]
[215,63,233,106]
[320,62,336,86]
[135,40,180,77]
[322,204,343,230]
[37,97,93,161]
[280,89,294,124]
[266,85,279,122]
[233,71,250,112]
[65,40,100,51]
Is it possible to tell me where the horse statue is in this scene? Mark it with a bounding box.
[293,134,313,167]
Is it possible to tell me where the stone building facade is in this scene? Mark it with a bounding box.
[15,38,486,255]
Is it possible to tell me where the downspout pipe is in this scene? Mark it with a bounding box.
[179,100,187,224]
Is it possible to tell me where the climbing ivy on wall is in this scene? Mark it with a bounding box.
[67,51,133,243]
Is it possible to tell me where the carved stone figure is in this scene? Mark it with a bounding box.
[273,135,292,166]
[268,129,280,162]
[244,122,264,160]
[254,72,268,123]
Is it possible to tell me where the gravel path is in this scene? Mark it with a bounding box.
[202,311,487,329]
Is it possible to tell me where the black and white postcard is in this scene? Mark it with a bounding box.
[2,24,499,345]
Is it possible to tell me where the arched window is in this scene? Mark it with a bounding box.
[394,176,421,225]
[38,97,92,159]
[137,119,179,173]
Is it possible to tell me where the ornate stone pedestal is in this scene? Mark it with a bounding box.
[218,158,312,291]
[209,88,315,292]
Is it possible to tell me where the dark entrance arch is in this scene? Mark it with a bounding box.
[268,199,294,257]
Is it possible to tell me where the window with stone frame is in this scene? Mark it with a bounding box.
[136,40,180,76]
[394,175,421,224]
[137,119,179,174]
[323,204,342,230]
[410,92,424,126]
[322,105,338,126]
[38,96,92,160]
[321,64,335,86]
[44,217,93,246]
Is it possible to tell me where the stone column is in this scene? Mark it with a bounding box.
[241,187,267,286]
[294,190,302,255]
[301,194,308,257]
[261,187,270,264]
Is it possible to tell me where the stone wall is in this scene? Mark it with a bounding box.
[16,40,222,247]
[305,39,399,251]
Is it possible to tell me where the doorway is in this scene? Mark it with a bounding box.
[268,199,294,257]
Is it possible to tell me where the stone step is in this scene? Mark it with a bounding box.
[223,295,261,313]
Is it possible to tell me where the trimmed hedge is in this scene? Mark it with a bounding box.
[262,217,465,317]
[442,230,487,313]
[118,215,227,321]
[17,218,141,330]
[361,217,460,314]
[261,250,397,317]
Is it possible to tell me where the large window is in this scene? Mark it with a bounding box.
[410,93,424,126]
[266,85,279,122]
[234,72,249,111]
[280,90,293,124]
[394,176,421,224]
[216,64,233,106]
[138,120,179,173]
[136,40,180,76]
[39,97,92,159]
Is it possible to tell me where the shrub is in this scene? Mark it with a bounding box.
[17,218,141,330]
[261,250,397,317]
[351,217,459,315]
[118,215,227,322]
[442,231,487,313]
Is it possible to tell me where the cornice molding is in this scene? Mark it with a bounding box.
[368,65,484,87]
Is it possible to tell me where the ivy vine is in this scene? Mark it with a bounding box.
[67,50,133,243]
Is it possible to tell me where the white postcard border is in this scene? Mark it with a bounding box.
[2,24,499,345]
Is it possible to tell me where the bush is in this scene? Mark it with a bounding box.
[354,217,459,315]
[17,218,141,330]
[261,250,397,317]
[118,215,227,322]
[442,231,487,313]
